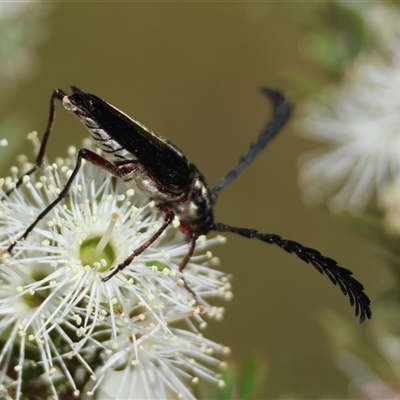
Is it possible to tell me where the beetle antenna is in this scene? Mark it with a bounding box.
[212,222,371,324]
[211,87,292,203]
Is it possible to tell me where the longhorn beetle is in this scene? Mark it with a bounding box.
[6,86,371,323]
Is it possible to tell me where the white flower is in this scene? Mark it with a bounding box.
[299,47,400,213]
[84,326,229,399]
[0,137,229,398]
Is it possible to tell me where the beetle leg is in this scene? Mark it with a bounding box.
[178,234,198,301]
[101,209,198,303]
[101,210,175,282]
[179,233,197,272]
[7,148,134,253]
[7,89,68,196]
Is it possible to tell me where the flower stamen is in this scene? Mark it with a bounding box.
[94,213,118,260]
[79,213,119,272]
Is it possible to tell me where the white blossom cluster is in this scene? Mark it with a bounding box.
[0,136,231,399]
[298,2,400,217]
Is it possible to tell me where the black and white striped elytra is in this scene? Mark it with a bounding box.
[6,86,371,323]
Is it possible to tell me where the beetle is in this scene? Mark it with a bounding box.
[6,86,371,323]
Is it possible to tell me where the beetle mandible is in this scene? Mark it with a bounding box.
[6,86,371,323]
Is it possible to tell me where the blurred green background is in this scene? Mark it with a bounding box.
[2,3,381,398]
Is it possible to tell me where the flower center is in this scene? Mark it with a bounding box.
[145,260,169,271]
[79,213,118,272]
[21,270,51,309]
